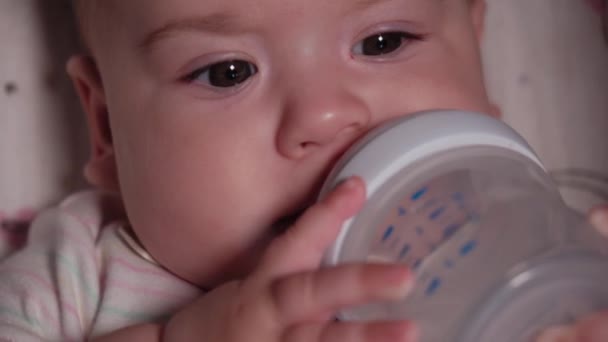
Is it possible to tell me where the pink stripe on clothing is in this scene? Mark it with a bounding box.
[62,211,98,234]
[0,287,63,335]
[104,279,191,303]
[0,267,83,328]
[0,191,201,339]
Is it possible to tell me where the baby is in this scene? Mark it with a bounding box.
[0,0,606,341]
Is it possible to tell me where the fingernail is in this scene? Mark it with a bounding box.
[535,325,578,342]
[383,265,414,299]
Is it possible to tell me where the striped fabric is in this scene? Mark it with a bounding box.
[0,191,202,341]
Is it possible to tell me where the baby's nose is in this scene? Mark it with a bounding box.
[276,85,371,160]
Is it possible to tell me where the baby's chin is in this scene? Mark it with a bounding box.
[167,204,313,288]
[187,221,301,288]
[189,249,266,289]
[270,193,318,236]
[198,211,308,286]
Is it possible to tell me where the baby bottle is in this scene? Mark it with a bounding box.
[320,110,608,342]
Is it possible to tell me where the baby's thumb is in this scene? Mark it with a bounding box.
[576,312,608,342]
[535,312,608,342]
[589,205,608,238]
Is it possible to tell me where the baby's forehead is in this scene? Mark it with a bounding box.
[78,0,473,53]
[83,0,467,21]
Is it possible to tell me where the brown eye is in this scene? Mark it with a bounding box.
[354,31,419,56]
[188,60,258,88]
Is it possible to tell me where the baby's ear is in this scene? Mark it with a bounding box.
[66,55,120,192]
[469,0,487,42]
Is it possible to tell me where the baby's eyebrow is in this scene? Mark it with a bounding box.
[138,0,437,50]
[139,11,244,50]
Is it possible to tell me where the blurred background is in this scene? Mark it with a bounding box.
[483,0,608,212]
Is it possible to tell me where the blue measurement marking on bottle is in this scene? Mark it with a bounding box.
[412,187,428,201]
[399,244,411,258]
[426,277,442,296]
[460,240,477,256]
[429,206,446,220]
[416,226,424,236]
[444,259,454,269]
[443,223,460,239]
[398,206,407,216]
[413,259,422,270]
[382,225,395,242]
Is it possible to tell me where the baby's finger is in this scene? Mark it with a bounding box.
[575,312,608,342]
[283,320,417,342]
[535,312,608,342]
[270,263,413,325]
[535,325,578,342]
[255,176,366,280]
[589,205,608,238]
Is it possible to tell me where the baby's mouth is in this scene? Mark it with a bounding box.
[269,140,355,236]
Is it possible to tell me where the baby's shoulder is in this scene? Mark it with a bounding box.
[0,191,137,340]
[28,189,126,247]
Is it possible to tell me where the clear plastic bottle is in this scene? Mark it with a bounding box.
[320,110,608,342]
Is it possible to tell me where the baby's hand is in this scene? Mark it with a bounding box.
[163,177,417,342]
[589,205,608,239]
[535,206,608,342]
[535,312,608,342]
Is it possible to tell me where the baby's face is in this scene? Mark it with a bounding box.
[79,0,493,287]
